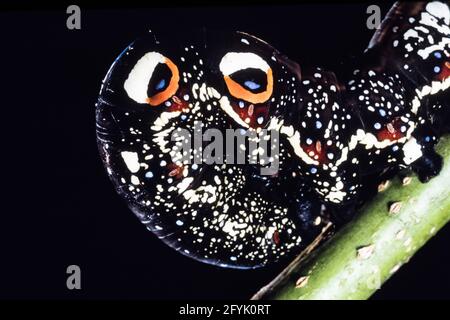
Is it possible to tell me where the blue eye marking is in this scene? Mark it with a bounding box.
[434,52,442,59]
[244,80,261,90]
[155,78,166,90]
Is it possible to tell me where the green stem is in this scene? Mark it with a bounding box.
[253,136,450,300]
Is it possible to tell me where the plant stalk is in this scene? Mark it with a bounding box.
[253,136,450,300]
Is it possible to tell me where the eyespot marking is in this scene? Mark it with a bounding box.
[124,51,180,106]
[219,52,273,104]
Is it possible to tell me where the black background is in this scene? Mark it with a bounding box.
[1,1,449,300]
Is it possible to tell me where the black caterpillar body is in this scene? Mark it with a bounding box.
[96,1,450,268]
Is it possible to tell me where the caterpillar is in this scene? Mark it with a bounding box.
[96,1,450,268]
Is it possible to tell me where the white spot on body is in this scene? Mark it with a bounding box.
[121,151,140,173]
[131,175,140,185]
[402,138,423,165]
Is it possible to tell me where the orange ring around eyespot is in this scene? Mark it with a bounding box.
[146,57,180,106]
[224,68,273,104]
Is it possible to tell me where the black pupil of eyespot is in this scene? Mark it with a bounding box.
[230,68,267,93]
[147,63,172,97]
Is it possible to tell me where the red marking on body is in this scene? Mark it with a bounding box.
[436,61,450,82]
[167,163,184,179]
[167,95,189,112]
[272,230,280,245]
[231,101,270,128]
[301,140,327,163]
[377,118,405,141]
